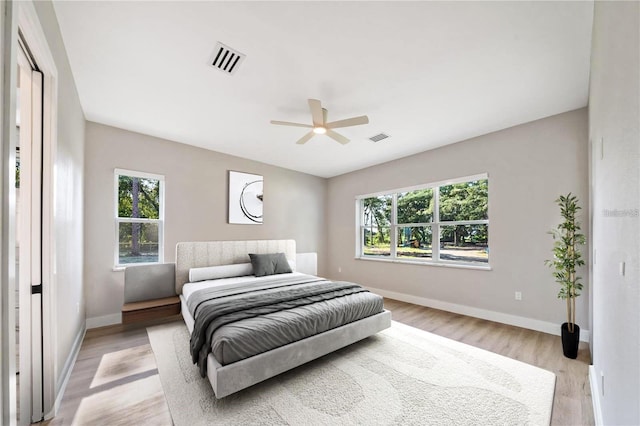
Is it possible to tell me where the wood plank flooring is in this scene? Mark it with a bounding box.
[37,300,593,425]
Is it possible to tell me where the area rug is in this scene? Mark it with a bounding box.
[147,321,555,425]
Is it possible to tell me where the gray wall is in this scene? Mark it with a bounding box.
[84,122,327,321]
[32,0,86,409]
[588,1,639,424]
[326,109,589,328]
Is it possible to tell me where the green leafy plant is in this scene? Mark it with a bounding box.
[545,193,586,333]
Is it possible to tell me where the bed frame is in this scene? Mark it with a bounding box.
[176,239,392,399]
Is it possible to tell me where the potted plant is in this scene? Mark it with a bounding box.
[545,193,586,359]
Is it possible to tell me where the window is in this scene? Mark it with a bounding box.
[115,169,164,267]
[358,174,489,267]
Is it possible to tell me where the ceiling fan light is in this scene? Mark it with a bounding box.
[313,126,327,135]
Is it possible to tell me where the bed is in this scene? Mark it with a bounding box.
[176,239,391,399]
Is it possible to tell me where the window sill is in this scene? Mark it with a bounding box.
[113,262,162,272]
[355,256,492,271]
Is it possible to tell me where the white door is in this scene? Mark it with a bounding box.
[16,39,44,425]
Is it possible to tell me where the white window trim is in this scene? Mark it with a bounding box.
[357,173,488,199]
[114,168,165,268]
[356,173,489,268]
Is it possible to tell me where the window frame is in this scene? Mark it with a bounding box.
[356,173,489,268]
[114,168,165,268]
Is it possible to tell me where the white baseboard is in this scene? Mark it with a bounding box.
[589,365,603,425]
[45,324,86,420]
[86,313,122,329]
[368,286,590,342]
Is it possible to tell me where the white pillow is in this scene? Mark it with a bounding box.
[189,263,253,283]
[287,258,296,272]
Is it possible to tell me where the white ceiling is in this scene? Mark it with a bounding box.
[52,1,594,178]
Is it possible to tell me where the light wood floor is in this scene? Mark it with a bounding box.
[37,300,594,425]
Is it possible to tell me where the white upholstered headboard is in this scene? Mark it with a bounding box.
[175,239,296,294]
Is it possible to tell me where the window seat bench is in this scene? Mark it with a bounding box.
[122,263,179,324]
[122,296,180,323]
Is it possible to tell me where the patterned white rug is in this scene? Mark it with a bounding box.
[148,321,555,425]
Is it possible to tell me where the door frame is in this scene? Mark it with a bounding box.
[1,1,19,424]
[1,1,58,424]
[17,1,57,421]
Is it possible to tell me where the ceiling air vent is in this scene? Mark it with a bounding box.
[210,42,245,75]
[369,133,390,143]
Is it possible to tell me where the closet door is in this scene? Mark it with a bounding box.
[16,41,44,425]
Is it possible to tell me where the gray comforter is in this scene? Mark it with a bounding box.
[188,274,384,376]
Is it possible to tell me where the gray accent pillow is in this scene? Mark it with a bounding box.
[248,253,293,277]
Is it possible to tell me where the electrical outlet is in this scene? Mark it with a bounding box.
[620,262,626,276]
[515,291,522,301]
[338,267,342,273]
[76,302,80,314]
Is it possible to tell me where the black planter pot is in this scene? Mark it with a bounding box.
[561,322,580,359]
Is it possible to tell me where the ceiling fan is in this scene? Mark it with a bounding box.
[270,99,369,145]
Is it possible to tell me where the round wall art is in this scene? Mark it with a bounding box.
[228,171,263,224]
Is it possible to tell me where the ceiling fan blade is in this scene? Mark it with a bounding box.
[326,115,369,129]
[326,129,350,145]
[308,99,324,126]
[296,131,315,145]
[270,120,312,128]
